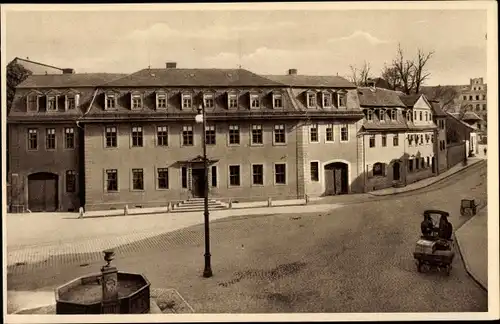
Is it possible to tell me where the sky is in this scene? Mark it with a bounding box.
[4,6,488,86]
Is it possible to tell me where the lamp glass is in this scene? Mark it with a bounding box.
[195,114,204,124]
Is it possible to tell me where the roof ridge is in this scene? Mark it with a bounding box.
[13,57,65,71]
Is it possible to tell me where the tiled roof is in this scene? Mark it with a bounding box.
[17,73,127,88]
[446,112,477,131]
[104,68,283,87]
[357,87,406,107]
[398,94,421,107]
[450,111,483,121]
[429,101,447,117]
[263,75,355,88]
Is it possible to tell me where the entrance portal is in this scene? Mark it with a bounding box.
[393,162,401,181]
[191,168,205,198]
[324,162,348,195]
[28,172,58,212]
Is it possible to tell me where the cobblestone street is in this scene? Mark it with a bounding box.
[7,162,488,313]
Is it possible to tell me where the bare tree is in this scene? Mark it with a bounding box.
[422,85,459,112]
[349,61,372,86]
[381,64,400,91]
[393,44,415,95]
[412,48,435,94]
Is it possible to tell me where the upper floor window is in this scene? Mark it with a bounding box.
[476,95,480,100]
[476,104,480,111]
[425,112,428,121]
[483,94,486,100]
[250,94,260,109]
[156,93,167,109]
[326,124,334,142]
[469,95,473,100]
[366,109,373,121]
[204,93,214,108]
[252,124,263,145]
[407,111,413,122]
[105,93,117,110]
[157,126,168,146]
[228,94,238,109]
[381,134,387,147]
[274,124,286,144]
[47,96,58,111]
[379,109,386,122]
[340,124,349,142]
[390,109,397,121]
[66,95,76,110]
[310,124,319,142]
[131,93,142,110]
[182,125,194,146]
[64,127,75,149]
[46,128,56,150]
[229,125,240,145]
[393,134,399,146]
[28,128,38,150]
[463,95,467,100]
[322,93,332,108]
[483,104,487,110]
[182,93,192,110]
[414,111,417,121]
[337,92,347,108]
[26,93,40,112]
[307,92,317,108]
[131,126,143,147]
[105,126,117,148]
[205,125,216,145]
[419,111,423,120]
[273,93,283,108]
[369,135,375,148]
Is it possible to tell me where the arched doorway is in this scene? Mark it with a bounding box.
[28,172,58,212]
[393,161,401,181]
[324,162,348,195]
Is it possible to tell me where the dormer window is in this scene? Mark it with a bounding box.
[26,93,40,112]
[156,92,167,109]
[406,111,412,122]
[47,95,58,111]
[366,109,373,121]
[131,93,143,110]
[105,93,117,110]
[204,93,214,108]
[307,92,317,108]
[337,91,347,108]
[65,93,80,111]
[390,109,397,120]
[228,93,238,109]
[250,93,260,109]
[273,93,283,109]
[379,109,386,122]
[322,93,332,108]
[182,93,192,110]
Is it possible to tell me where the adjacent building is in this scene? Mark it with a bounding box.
[458,77,487,137]
[9,57,70,75]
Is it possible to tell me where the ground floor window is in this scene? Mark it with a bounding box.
[229,165,241,186]
[373,162,385,176]
[211,166,217,187]
[157,168,169,189]
[66,170,76,193]
[310,161,319,181]
[132,169,144,190]
[275,163,286,184]
[106,169,118,192]
[252,164,264,185]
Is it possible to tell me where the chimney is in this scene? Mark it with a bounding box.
[62,68,75,74]
[288,69,297,75]
[166,62,177,69]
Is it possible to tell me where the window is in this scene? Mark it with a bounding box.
[367,109,373,121]
[463,95,467,100]
[228,94,238,109]
[47,96,57,111]
[326,124,334,142]
[476,104,480,111]
[373,162,385,176]
[132,169,144,190]
[340,124,349,142]
[469,95,473,100]
[379,109,386,122]
[46,128,56,149]
[338,93,347,108]
[310,124,319,142]
[425,112,428,121]
[181,167,188,188]
[131,126,143,147]
[476,95,480,100]
[66,96,76,110]
[393,134,399,146]
[483,104,487,111]
[414,111,417,121]
[273,94,283,108]
[483,94,486,100]
[106,169,118,192]
[182,94,192,109]
[275,163,286,184]
[27,95,38,112]
[206,125,216,145]
[211,166,217,187]
[28,128,38,150]
[250,94,260,109]
[310,161,319,182]
[157,94,167,109]
[157,168,169,189]
[323,93,332,108]
[390,109,397,120]
[274,124,286,144]
[369,135,375,148]
[229,125,240,145]
[157,126,168,146]
[252,124,263,144]
[204,94,214,108]
[64,127,75,149]
[252,164,264,185]
[426,134,430,144]
[307,93,317,108]
[105,126,117,148]
[66,170,76,193]
[420,134,424,145]
[419,111,423,121]
[407,111,412,122]
[229,165,241,186]
[182,126,194,146]
[131,94,142,109]
[381,134,387,147]
[408,159,414,172]
[106,94,116,110]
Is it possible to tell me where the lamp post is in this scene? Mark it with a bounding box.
[195,104,213,278]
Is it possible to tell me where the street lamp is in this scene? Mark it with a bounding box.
[195,104,213,278]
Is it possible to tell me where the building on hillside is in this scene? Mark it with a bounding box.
[357,83,438,192]
[9,57,71,75]
[445,112,476,168]
[429,100,449,174]
[8,64,365,212]
[458,77,487,137]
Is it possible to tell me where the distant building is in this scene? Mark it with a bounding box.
[458,77,487,137]
[9,57,74,75]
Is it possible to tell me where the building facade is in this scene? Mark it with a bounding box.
[9,57,69,75]
[458,77,487,138]
[8,64,365,212]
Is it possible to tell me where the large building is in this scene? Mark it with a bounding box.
[458,77,487,135]
[8,64,366,212]
[9,57,71,75]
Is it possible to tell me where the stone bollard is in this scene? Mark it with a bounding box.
[167,202,172,212]
[101,250,119,314]
[124,205,129,216]
[78,207,84,219]
[228,199,233,209]
[267,197,272,207]
[305,195,309,205]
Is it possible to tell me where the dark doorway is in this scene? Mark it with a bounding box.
[393,162,401,181]
[432,157,436,173]
[191,168,205,198]
[324,162,348,195]
[28,172,58,212]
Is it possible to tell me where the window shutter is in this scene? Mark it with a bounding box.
[75,94,80,108]
[104,94,108,110]
[130,93,133,109]
[65,95,69,111]
[367,164,373,178]
[155,93,159,109]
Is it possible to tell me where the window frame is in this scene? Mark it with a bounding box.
[228,93,238,109]
[228,165,241,187]
[105,92,117,110]
[310,161,319,182]
[45,128,56,150]
[372,162,385,177]
[104,126,118,148]
[273,93,283,109]
[369,135,376,148]
[131,126,144,147]
[340,124,349,143]
[66,170,77,193]
[307,92,317,108]
[46,95,58,112]
[156,92,167,110]
[105,169,118,192]
[64,127,75,149]
[181,125,194,146]
[228,124,240,146]
[393,134,399,147]
[381,134,387,147]
[156,125,169,146]
[203,93,215,109]
[131,168,145,191]
[131,93,143,110]
[310,124,319,143]
[273,124,286,145]
[156,167,169,190]
[250,93,260,109]
[274,162,287,185]
[181,93,193,110]
[205,125,216,145]
[322,92,332,108]
[211,165,218,188]
[251,163,264,186]
[27,128,38,151]
[251,124,263,145]
[26,94,40,112]
[325,124,335,143]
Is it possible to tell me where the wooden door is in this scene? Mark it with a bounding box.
[324,168,335,196]
[28,173,58,212]
[334,169,343,195]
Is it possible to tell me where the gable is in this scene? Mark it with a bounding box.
[413,96,431,110]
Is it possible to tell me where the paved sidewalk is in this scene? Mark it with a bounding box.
[455,206,488,290]
[369,158,485,196]
[6,203,343,267]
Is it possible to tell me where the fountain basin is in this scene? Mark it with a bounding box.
[55,272,150,314]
